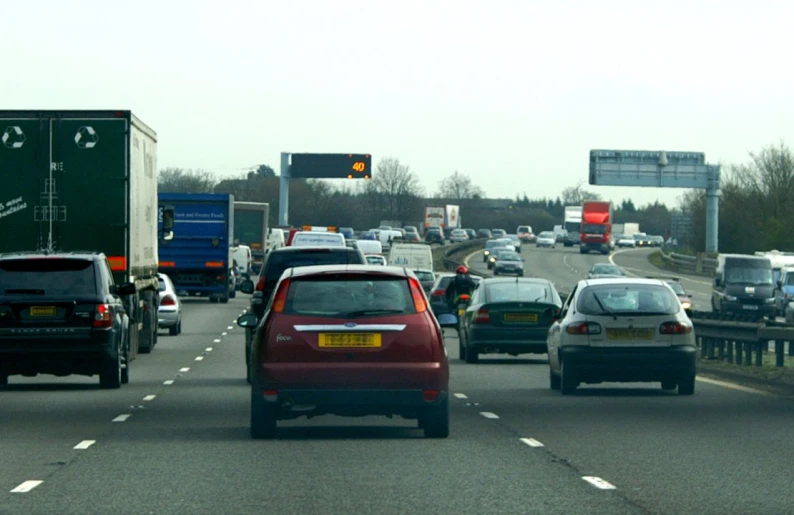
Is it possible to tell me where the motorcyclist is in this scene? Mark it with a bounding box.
[446,265,476,312]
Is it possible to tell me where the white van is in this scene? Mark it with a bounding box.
[388,243,434,271]
[355,240,383,255]
[267,228,286,253]
[231,245,253,276]
[379,230,404,251]
[291,231,346,247]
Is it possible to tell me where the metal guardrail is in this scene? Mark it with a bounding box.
[440,239,488,277]
[658,250,717,277]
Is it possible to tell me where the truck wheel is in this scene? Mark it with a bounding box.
[230,289,237,299]
[99,350,122,389]
[220,294,229,304]
[210,296,219,304]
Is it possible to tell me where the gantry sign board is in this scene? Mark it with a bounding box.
[589,150,718,189]
[289,153,372,179]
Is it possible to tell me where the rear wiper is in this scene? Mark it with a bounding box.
[591,293,617,320]
[3,289,45,295]
[532,294,547,302]
[342,309,406,318]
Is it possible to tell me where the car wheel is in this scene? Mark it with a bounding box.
[120,342,130,385]
[230,288,237,299]
[250,394,277,439]
[99,349,122,389]
[560,361,577,395]
[0,374,8,388]
[245,344,252,384]
[494,270,499,276]
[678,374,696,395]
[220,294,230,304]
[421,397,450,438]
[661,381,676,390]
[210,296,219,304]
[458,338,467,361]
[169,323,179,336]
[464,342,479,364]
[549,368,561,390]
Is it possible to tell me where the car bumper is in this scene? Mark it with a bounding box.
[559,345,697,383]
[158,310,180,327]
[536,241,555,247]
[494,267,523,274]
[255,362,447,391]
[0,329,117,375]
[469,326,549,353]
[720,302,776,318]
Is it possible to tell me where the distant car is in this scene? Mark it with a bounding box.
[536,231,557,248]
[338,227,355,240]
[366,255,387,266]
[586,263,625,279]
[238,265,451,439]
[649,235,665,247]
[428,273,484,316]
[633,233,652,247]
[464,228,477,240]
[483,238,514,263]
[662,278,693,316]
[413,269,436,294]
[425,227,444,244]
[547,278,696,395]
[403,232,422,242]
[459,277,563,363]
[158,273,183,336]
[491,229,507,238]
[359,231,377,241]
[563,231,580,247]
[504,234,521,248]
[493,250,524,276]
[517,225,536,243]
[449,229,469,243]
[403,226,419,236]
[615,235,636,248]
[487,246,514,270]
[477,229,493,239]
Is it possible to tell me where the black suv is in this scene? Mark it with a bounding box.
[0,252,135,389]
[240,246,366,382]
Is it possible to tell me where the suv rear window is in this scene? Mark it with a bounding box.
[413,271,434,282]
[577,284,679,316]
[262,249,363,290]
[0,258,97,296]
[284,276,416,317]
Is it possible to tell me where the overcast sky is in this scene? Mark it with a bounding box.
[3,0,792,208]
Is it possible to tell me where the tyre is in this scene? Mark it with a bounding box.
[230,288,237,299]
[661,381,676,390]
[250,394,277,439]
[494,270,499,276]
[580,248,586,254]
[549,368,561,390]
[458,339,467,361]
[560,361,577,395]
[678,374,696,395]
[120,343,130,385]
[0,374,8,388]
[99,350,122,389]
[421,397,450,438]
[210,296,219,304]
[245,344,252,384]
[177,321,182,335]
[169,323,179,336]
[220,294,230,304]
[464,343,479,364]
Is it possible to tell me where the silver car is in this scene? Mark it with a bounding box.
[157,273,183,336]
[449,229,469,243]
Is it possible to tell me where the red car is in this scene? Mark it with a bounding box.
[237,265,451,439]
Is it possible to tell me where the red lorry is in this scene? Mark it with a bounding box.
[580,201,613,255]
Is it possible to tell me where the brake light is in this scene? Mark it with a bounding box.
[659,321,692,335]
[409,278,427,313]
[566,322,601,335]
[107,256,127,272]
[261,389,278,402]
[161,295,176,306]
[93,304,113,328]
[431,289,446,297]
[474,308,490,323]
[423,389,440,402]
[271,279,291,313]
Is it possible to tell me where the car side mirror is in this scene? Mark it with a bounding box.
[114,282,136,296]
[437,313,458,327]
[237,314,259,328]
[240,280,255,294]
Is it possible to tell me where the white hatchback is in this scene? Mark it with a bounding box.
[535,231,557,248]
[547,278,696,395]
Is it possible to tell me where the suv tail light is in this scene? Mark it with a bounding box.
[256,276,266,291]
[409,278,427,313]
[161,295,176,306]
[474,308,490,323]
[566,322,601,335]
[93,304,113,328]
[271,279,291,313]
[659,321,692,334]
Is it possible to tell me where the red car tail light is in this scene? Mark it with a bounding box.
[566,322,601,335]
[255,276,266,292]
[161,295,176,306]
[659,321,692,334]
[474,308,490,323]
[261,389,278,401]
[409,278,427,313]
[423,389,440,402]
[271,279,291,313]
[431,289,446,297]
[93,304,113,328]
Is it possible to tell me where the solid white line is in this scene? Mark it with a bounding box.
[11,480,43,493]
[213,339,221,343]
[479,411,499,419]
[520,438,544,448]
[179,367,190,373]
[112,414,131,422]
[582,476,617,490]
[195,356,204,361]
[453,393,468,399]
[163,379,175,385]
[226,326,233,330]
[142,395,156,401]
[696,376,769,396]
[205,347,213,352]
[73,440,96,450]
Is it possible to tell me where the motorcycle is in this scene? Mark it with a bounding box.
[456,294,471,318]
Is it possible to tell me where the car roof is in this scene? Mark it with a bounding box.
[580,277,666,287]
[482,277,551,285]
[286,264,411,279]
[0,251,102,261]
[272,245,357,253]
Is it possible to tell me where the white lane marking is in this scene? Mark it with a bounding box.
[163,379,175,385]
[143,395,157,401]
[479,411,500,419]
[73,440,96,450]
[583,476,617,490]
[520,438,544,448]
[213,339,221,343]
[205,347,213,352]
[221,332,228,336]
[226,325,233,330]
[453,393,468,399]
[112,414,131,422]
[11,480,43,493]
[179,367,190,372]
[195,356,204,361]
[696,376,770,396]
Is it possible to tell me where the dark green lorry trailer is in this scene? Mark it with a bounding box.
[0,110,165,358]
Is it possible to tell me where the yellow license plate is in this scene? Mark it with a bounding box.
[607,328,654,340]
[504,313,538,323]
[30,306,56,317]
[318,333,382,348]
[458,308,466,316]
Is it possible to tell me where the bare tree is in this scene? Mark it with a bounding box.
[158,168,217,193]
[366,158,424,222]
[561,181,601,205]
[437,171,485,199]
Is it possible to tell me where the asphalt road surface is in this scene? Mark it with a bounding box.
[1,263,793,514]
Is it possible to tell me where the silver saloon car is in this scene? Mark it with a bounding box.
[157,273,183,336]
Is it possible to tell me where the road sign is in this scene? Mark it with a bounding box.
[589,150,713,188]
[289,153,371,179]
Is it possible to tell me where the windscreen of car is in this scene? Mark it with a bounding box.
[452,230,466,235]
[486,282,552,303]
[506,235,520,243]
[784,272,794,286]
[485,240,505,250]
[667,281,686,295]
[283,276,416,317]
[366,256,384,265]
[582,224,607,234]
[539,232,554,238]
[413,271,434,282]
[518,226,530,233]
[264,251,363,290]
[591,264,621,275]
[577,284,679,316]
[496,251,521,261]
[0,258,96,296]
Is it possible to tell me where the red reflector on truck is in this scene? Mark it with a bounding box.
[205,262,223,268]
[159,261,175,267]
[108,256,127,271]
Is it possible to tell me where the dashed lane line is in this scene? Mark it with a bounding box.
[696,376,770,396]
[213,339,221,343]
[520,438,544,448]
[205,347,214,352]
[226,326,233,330]
[10,481,43,493]
[479,412,500,419]
[195,356,204,361]
[142,395,157,402]
[222,332,228,336]
[163,380,175,386]
[453,393,468,399]
[73,440,96,450]
[582,476,617,490]
[112,414,131,423]
[179,367,190,373]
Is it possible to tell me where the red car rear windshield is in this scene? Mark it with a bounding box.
[283,276,416,318]
[0,258,96,296]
